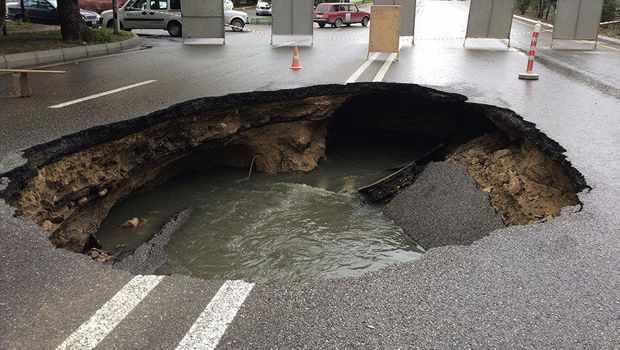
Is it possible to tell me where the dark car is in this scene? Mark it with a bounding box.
[7,0,100,27]
[313,2,370,28]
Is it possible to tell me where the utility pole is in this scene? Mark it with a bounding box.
[112,0,120,34]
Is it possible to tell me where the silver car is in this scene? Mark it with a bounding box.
[100,0,249,37]
[255,0,272,16]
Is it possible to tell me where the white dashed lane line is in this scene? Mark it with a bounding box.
[175,280,255,350]
[56,275,164,350]
[48,80,157,109]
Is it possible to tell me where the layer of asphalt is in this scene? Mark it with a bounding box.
[0,1,619,348]
[386,162,505,249]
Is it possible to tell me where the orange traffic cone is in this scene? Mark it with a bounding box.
[290,46,302,70]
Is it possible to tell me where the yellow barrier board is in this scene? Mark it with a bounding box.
[368,5,401,57]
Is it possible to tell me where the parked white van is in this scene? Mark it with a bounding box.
[100,0,248,37]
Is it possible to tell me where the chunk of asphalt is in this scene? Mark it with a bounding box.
[113,207,193,275]
[385,162,505,250]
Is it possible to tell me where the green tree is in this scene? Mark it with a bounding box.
[533,0,555,19]
[602,0,619,22]
[516,0,531,15]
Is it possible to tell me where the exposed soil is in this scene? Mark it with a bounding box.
[448,132,579,225]
[229,121,327,173]
[0,83,588,254]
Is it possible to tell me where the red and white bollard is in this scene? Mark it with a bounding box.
[519,22,542,80]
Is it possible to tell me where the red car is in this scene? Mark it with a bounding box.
[313,2,370,28]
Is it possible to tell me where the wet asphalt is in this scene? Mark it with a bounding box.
[1,1,619,348]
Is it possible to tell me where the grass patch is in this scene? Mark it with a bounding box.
[0,28,133,55]
[6,20,53,31]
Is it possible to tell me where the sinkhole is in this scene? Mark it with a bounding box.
[0,83,587,284]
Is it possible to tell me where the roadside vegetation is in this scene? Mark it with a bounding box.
[515,0,619,38]
[0,0,95,42]
[0,22,132,55]
[516,0,618,21]
[600,22,620,39]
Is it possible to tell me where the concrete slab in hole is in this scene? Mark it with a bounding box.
[385,162,505,250]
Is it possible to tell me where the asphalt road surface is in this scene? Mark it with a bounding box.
[1,1,619,349]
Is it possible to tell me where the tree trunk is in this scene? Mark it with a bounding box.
[1,0,7,35]
[537,0,544,18]
[57,0,93,42]
[19,0,27,21]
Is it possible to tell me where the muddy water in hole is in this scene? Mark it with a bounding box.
[97,146,425,283]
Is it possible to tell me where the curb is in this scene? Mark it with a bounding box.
[0,35,142,69]
[598,34,620,45]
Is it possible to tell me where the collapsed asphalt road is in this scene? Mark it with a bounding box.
[1,1,619,349]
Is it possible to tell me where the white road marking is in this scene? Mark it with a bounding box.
[176,280,255,350]
[345,52,380,83]
[373,53,398,82]
[56,275,164,350]
[48,80,157,108]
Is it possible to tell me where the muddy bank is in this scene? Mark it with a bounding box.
[448,132,580,225]
[0,83,588,254]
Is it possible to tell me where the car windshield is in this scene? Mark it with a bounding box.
[315,4,329,12]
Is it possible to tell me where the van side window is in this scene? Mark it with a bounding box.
[150,0,167,9]
[170,0,180,10]
[126,0,146,11]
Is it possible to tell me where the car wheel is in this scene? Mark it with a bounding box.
[318,22,325,28]
[362,17,369,27]
[334,18,342,28]
[168,21,182,37]
[231,18,244,32]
